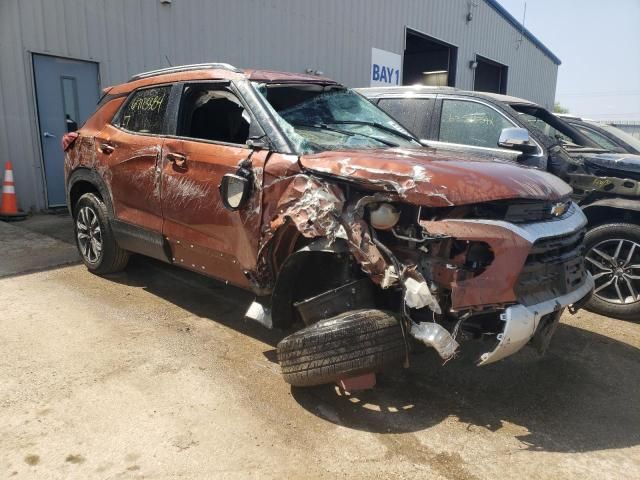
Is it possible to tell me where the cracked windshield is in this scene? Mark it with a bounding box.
[254,83,419,153]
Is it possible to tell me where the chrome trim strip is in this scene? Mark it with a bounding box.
[422,139,521,159]
[441,202,586,244]
[478,274,595,366]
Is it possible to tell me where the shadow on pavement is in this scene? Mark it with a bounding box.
[292,324,640,453]
[104,255,284,349]
[104,255,640,454]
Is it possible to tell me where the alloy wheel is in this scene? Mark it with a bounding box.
[76,206,103,264]
[585,238,640,305]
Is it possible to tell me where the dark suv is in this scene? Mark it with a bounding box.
[360,86,639,320]
[558,115,640,155]
[63,64,592,387]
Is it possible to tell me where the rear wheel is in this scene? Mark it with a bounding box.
[73,193,129,275]
[277,309,406,387]
[584,223,640,321]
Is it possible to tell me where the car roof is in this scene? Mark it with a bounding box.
[244,69,338,85]
[108,63,340,95]
[357,86,538,107]
[556,113,584,121]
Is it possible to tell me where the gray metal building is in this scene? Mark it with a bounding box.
[0,0,561,211]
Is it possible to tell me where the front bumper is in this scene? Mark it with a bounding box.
[477,273,595,365]
[421,202,588,310]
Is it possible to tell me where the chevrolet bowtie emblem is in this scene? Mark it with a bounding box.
[550,202,569,217]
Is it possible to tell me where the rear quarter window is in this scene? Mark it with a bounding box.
[116,86,171,134]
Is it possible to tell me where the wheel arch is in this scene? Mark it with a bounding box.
[582,198,640,228]
[271,238,363,329]
[67,168,114,217]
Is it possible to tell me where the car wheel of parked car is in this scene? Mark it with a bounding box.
[73,193,130,275]
[584,223,640,321]
[277,309,406,387]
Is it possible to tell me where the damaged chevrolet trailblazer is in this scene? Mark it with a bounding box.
[63,64,593,387]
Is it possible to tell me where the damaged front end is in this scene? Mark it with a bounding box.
[257,155,593,368]
[246,81,593,372]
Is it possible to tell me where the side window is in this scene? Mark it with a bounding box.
[118,86,170,134]
[518,112,572,143]
[577,126,619,150]
[378,98,433,138]
[177,84,250,144]
[439,99,513,148]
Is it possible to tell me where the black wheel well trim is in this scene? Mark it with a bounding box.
[582,198,640,227]
[270,238,361,329]
[67,168,114,217]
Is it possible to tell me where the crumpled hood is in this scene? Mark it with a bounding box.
[300,147,572,207]
[584,152,640,176]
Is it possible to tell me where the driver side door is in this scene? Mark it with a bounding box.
[161,82,266,288]
[429,97,521,161]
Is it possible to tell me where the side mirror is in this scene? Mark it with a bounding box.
[246,134,270,150]
[220,173,251,211]
[498,127,538,154]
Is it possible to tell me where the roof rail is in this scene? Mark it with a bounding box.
[129,63,242,82]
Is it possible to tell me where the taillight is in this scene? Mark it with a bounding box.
[62,131,79,151]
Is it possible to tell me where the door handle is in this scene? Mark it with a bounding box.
[43,131,56,138]
[167,152,187,168]
[100,143,115,154]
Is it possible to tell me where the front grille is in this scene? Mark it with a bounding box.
[467,200,570,224]
[504,202,557,223]
[515,228,587,306]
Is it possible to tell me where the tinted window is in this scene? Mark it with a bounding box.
[177,85,250,144]
[518,112,573,144]
[439,99,513,148]
[119,86,170,134]
[377,98,433,138]
[577,126,619,150]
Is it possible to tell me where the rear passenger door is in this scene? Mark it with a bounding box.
[161,82,265,288]
[99,85,171,234]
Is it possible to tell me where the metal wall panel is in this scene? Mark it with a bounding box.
[0,0,559,211]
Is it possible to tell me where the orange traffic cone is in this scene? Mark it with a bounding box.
[0,161,27,221]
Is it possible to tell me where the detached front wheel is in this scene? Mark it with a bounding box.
[74,193,129,275]
[584,223,640,321]
[277,309,406,387]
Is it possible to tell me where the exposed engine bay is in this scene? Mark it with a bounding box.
[256,172,592,367]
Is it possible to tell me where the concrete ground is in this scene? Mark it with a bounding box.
[0,213,78,277]
[0,216,639,479]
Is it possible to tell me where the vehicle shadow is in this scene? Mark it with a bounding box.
[107,256,639,454]
[104,255,284,349]
[292,324,640,453]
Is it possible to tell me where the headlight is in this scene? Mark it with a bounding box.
[369,203,401,230]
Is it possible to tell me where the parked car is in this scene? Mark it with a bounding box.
[360,86,640,320]
[63,64,592,387]
[557,114,640,155]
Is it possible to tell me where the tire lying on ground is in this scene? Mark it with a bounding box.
[277,309,406,387]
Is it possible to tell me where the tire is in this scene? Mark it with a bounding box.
[277,309,406,387]
[584,223,640,321]
[73,192,130,275]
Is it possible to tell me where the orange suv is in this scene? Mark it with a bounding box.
[64,63,593,387]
